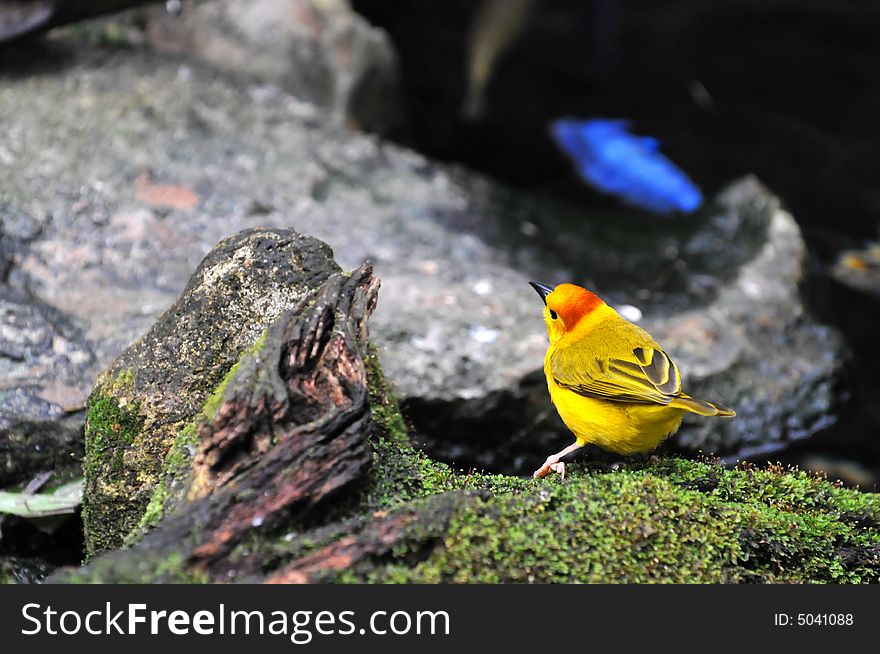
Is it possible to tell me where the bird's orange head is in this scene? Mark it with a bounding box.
[530,281,605,343]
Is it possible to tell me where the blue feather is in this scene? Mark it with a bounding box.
[550,118,703,215]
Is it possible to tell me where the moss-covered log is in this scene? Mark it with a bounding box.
[82,228,341,557]
[62,254,383,582]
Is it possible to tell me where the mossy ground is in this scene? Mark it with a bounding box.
[335,458,880,583]
[360,349,527,507]
[63,550,210,585]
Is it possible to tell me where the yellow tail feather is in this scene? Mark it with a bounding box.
[671,395,736,417]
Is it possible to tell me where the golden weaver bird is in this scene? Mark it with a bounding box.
[529,281,735,479]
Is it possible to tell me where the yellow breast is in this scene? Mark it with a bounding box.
[545,357,684,455]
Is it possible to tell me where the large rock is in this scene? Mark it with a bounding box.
[0,40,842,483]
[405,180,844,471]
[3,0,400,133]
[0,286,93,486]
[143,0,400,134]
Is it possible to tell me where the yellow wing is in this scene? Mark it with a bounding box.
[550,344,681,406]
[550,342,735,417]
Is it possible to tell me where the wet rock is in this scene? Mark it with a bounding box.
[0,41,842,482]
[82,228,340,556]
[141,0,400,134]
[653,181,843,459]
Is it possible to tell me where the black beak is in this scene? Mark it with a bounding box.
[529,281,554,304]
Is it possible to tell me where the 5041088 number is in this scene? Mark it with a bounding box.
[797,614,853,626]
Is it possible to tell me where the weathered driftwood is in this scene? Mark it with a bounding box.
[67,262,381,581]
[81,228,342,556]
[186,264,379,567]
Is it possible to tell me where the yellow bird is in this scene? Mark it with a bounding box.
[529,281,735,479]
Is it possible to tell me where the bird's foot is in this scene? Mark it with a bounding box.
[533,458,566,480]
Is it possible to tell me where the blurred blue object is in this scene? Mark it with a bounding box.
[551,118,703,214]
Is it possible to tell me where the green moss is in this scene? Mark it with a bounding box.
[83,332,272,556]
[325,458,880,584]
[204,330,268,419]
[202,358,241,420]
[132,423,199,538]
[81,394,145,558]
[137,480,167,534]
[362,349,532,509]
[106,368,135,395]
[84,396,139,471]
[65,550,210,584]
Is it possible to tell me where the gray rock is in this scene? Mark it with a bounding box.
[405,180,843,471]
[1,205,95,485]
[650,182,842,460]
[141,0,401,134]
[0,286,94,486]
[0,40,842,480]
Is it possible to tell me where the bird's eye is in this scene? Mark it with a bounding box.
[549,309,558,320]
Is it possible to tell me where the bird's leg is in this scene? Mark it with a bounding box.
[533,442,583,480]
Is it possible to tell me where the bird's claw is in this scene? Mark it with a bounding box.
[550,461,566,479]
[533,458,566,480]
